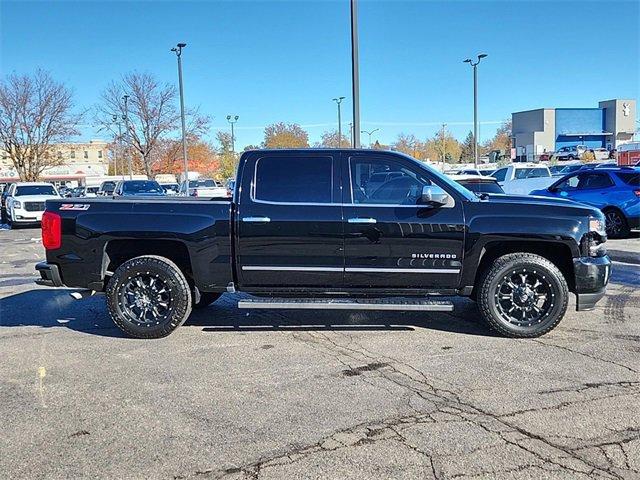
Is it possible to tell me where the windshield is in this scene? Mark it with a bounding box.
[514,168,549,179]
[122,180,164,194]
[101,181,116,191]
[188,179,218,188]
[15,185,57,196]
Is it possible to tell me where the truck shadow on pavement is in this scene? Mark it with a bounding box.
[0,288,497,338]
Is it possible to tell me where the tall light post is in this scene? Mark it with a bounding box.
[350,0,361,148]
[226,115,239,153]
[333,97,345,147]
[171,42,189,187]
[361,128,379,148]
[122,94,132,179]
[463,53,488,168]
[111,114,123,178]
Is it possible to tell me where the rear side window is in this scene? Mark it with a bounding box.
[492,168,507,182]
[577,173,614,189]
[615,172,639,186]
[254,156,333,203]
[459,181,504,194]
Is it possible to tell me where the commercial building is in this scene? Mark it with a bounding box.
[512,99,637,161]
[0,140,110,186]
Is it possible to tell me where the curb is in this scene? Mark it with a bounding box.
[608,249,640,265]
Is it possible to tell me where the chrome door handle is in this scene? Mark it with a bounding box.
[348,217,377,224]
[242,216,271,223]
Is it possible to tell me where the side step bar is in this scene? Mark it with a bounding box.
[237,297,454,311]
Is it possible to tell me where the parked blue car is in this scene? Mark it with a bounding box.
[530,167,639,238]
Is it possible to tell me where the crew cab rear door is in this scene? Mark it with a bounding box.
[342,152,464,289]
[236,151,344,289]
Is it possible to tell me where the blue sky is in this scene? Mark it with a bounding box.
[1,0,638,148]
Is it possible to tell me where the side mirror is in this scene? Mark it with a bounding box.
[422,185,450,206]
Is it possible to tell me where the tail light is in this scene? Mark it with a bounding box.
[42,211,61,250]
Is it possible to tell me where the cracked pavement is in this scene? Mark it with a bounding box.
[1,226,639,479]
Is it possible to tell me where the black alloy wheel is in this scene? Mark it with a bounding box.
[604,209,629,239]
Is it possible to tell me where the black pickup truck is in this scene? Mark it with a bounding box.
[36,149,611,339]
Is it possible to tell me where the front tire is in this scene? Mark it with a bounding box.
[603,208,629,239]
[106,255,192,338]
[478,253,569,338]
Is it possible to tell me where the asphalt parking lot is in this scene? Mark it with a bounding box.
[1,225,639,479]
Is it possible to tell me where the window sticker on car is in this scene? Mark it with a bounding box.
[60,204,90,211]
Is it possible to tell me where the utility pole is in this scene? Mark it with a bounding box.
[361,128,379,148]
[171,42,189,187]
[464,53,488,168]
[350,0,361,148]
[349,122,353,147]
[333,97,345,147]
[227,115,239,153]
[122,94,132,179]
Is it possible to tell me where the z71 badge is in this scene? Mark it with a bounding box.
[60,204,91,211]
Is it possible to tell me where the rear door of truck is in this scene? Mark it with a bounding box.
[235,151,344,288]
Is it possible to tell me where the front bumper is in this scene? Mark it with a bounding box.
[573,255,611,311]
[12,209,44,223]
[35,261,64,287]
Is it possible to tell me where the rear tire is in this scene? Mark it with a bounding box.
[106,255,192,339]
[193,291,222,309]
[478,253,568,338]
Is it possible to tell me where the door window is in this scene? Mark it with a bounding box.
[350,157,432,205]
[554,174,580,191]
[576,173,614,190]
[254,155,333,203]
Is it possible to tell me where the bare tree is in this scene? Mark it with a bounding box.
[0,70,83,181]
[95,72,209,178]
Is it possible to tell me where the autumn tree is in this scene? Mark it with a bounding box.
[391,133,426,159]
[95,72,209,178]
[152,136,220,178]
[484,120,512,152]
[263,122,309,148]
[0,70,83,181]
[317,130,350,148]
[216,130,239,179]
[425,129,461,163]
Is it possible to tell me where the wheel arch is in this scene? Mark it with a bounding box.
[104,239,193,286]
[470,240,576,298]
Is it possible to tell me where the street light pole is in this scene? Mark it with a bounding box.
[226,115,239,153]
[361,128,379,148]
[171,42,189,187]
[464,53,488,168]
[333,97,345,147]
[122,94,132,179]
[111,114,123,178]
[350,0,361,148]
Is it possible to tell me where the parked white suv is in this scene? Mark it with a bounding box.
[490,164,554,194]
[6,182,60,226]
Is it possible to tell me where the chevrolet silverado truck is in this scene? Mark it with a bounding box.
[36,149,611,339]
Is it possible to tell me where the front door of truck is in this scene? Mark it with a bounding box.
[236,152,344,289]
[342,153,465,289]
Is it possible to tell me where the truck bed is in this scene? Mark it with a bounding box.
[44,197,233,292]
